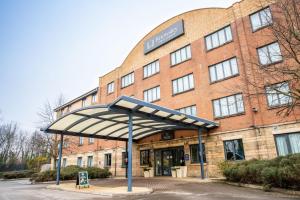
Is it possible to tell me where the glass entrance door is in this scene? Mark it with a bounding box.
[162,150,172,176]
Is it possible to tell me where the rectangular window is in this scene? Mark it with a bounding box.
[77,157,82,167]
[63,139,69,148]
[62,158,67,168]
[257,42,282,65]
[205,25,233,51]
[92,94,97,103]
[275,133,300,156]
[104,153,112,167]
[250,7,272,31]
[87,156,93,167]
[224,139,245,161]
[107,81,114,94]
[172,74,194,95]
[266,82,291,107]
[143,86,160,103]
[170,45,191,66]
[213,94,244,118]
[121,72,134,88]
[177,105,197,116]
[79,137,84,145]
[190,144,206,163]
[88,137,94,144]
[82,98,87,107]
[209,57,239,83]
[144,60,160,78]
[122,152,127,168]
[140,150,150,165]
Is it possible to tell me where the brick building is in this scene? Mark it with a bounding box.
[52,0,300,178]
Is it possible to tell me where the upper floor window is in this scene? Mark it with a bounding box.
[209,57,239,83]
[121,72,134,88]
[107,81,114,94]
[79,137,84,145]
[190,144,206,163]
[144,60,160,78]
[92,93,97,103]
[250,7,272,32]
[266,82,291,107]
[257,42,282,65]
[172,74,194,95]
[224,139,245,161]
[275,133,300,156]
[63,139,69,148]
[82,98,87,107]
[87,156,93,167]
[205,25,232,51]
[177,105,197,116]
[170,45,191,66]
[88,137,94,144]
[144,86,160,103]
[213,94,244,118]
[104,153,112,167]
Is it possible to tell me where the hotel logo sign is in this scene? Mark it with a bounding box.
[144,20,184,54]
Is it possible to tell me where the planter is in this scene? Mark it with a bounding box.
[171,170,177,178]
[144,171,150,178]
[176,168,182,178]
[180,166,187,178]
[143,167,154,178]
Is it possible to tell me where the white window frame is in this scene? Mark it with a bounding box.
[121,72,134,88]
[209,57,239,83]
[104,153,112,167]
[177,105,197,116]
[250,7,272,32]
[92,93,97,103]
[265,82,291,107]
[88,137,94,144]
[143,60,160,78]
[82,98,87,107]
[170,45,192,66]
[87,156,93,167]
[213,93,245,118]
[205,25,233,51]
[107,81,115,94]
[77,157,82,167]
[257,42,282,65]
[143,86,160,103]
[79,136,84,145]
[172,74,194,95]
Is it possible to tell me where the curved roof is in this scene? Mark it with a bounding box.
[43,96,218,141]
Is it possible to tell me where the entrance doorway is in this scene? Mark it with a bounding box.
[154,147,184,176]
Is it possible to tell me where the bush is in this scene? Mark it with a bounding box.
[31,165,111,182]
[2,170,34,179]
[220,153,300,190]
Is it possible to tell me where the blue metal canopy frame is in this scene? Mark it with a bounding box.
[43,96,218,192]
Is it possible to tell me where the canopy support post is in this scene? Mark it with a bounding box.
[56,133,63,185]
[198,128,205,179]
[125,140,128,178]
[127,112,133,192]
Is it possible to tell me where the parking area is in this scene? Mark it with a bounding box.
[0,178,299,200]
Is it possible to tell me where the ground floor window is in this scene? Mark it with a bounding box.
[104,153,111,167]
[190,144,206,163]
[77,157,82,167]
[140,150,150,165]
[224,139,245,160]
[122,152,127,168]
[62,158,67,168]
[275,133,300,156]
[87,156,93,167]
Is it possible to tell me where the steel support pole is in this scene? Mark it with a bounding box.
[125,141,128,178]
[127,112,133,192]
[56,133,64,185]
[198,128,205,179]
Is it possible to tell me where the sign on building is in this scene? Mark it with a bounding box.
[76,171,89,188]
[144,20,184,54]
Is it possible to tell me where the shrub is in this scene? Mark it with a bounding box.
[2,170,34,179]
[219,153,300,190]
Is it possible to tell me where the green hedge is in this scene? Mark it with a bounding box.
[31,165,111,182]
[2,170,34,179]
[220,153,300,190]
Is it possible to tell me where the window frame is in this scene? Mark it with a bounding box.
[205,25,233,51]
[88,137,94,144]
[62,158,67,168]
[170,44,192,67]
[223,139,245,161]
[87,156,93,167]
[140,150,150,166]
[190,143,206,164]
[121,152,127,168]
[107,81,115,94]
[77,157,83,167]
[177,105,197,116]
[143,60,160,79]
[82,98,87,107]
[208,57,239,83]
[121,72,135,89]
[249,7,273,32]
[79,136,84,146]
[256,41,283,66]
[265,82,291,108]
[274,132,300,156]
[92,93,97,103]
[143,85,161,103]
[104,153,112,168]
[172,73,195,96]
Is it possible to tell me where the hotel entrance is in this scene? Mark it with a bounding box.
[154,146,185,176]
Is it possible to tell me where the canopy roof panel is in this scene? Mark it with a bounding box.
[43,96,218,141]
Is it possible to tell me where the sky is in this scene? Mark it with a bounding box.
[0,0,239,132]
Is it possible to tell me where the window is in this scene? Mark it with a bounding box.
[121,72,134,88]
[122,152,127,168]
[266,82,291,107]
[250,7,272,31]
[205,26,232,50]
[62,158,67,168]
[190,144,206,163]
[144,60,159,78]
[66,106,71,113]
[82,98,87,107]
[275,133,300,156]
[79,137,84,145]
[213,94,244,118]
[63,139,69,148]
[172,74,194,95]
[88,137,94,144]
[257,42,282,65]
[107,81,114,94]
[224,139,245,160]
[87,156,93,167]
[92,94,97,103]
[170,45,192,66]
[77,157,82,167]
[209,57,239,82]
[177,105,197,116]
[143,86,160,103]
[104,153,111,167]
[140,150,150,165]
